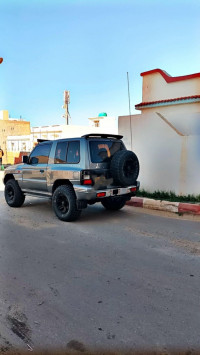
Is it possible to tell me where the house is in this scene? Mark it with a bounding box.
[118,69,200,196]
[0,110,31,165]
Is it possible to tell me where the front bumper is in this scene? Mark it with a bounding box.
[74,181,140,201]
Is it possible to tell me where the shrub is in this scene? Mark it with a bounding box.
[137,189,200,204]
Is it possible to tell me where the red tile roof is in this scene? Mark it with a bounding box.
[135,95,200,109]
[140,69,200,83]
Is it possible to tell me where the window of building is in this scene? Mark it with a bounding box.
[22,143,26,151]
[29,143,52,164]
[94,120,100,127]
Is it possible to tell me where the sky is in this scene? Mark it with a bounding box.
[0,0,200,127]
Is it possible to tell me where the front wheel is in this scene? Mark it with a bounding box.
[52,185,81,222]
[101,196,127,211]
[4,179,25,207]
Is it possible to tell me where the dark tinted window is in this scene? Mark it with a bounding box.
[54,141,68,164]
[89,140,124,163]
[29,143,52,164]
[67,141,80,164]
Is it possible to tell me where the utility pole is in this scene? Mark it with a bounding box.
[62,90,70,125]
[127,72,133,150]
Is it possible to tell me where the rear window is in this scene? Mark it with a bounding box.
[89,140,124,163]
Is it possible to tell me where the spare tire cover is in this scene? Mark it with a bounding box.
[110,150,139,186]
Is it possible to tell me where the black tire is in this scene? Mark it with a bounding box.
[4,179,25,207]
[52,185,81,222]
[101,196,127,210]
[110,150,139,187]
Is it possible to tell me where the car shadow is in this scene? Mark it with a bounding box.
[22,197,130,224]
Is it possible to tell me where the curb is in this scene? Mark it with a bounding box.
[126,197,200,215]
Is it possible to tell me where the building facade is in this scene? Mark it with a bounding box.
[118,69,200,196]
[0,110,31,165]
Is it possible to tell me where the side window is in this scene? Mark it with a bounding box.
[67,141,80,164]
[29,143,51,164]
[54,141,68,164]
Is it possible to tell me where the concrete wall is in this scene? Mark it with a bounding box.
[118,113,200,196]
[88,116,118,133]
[140,102,200,116]
[0,110,9,120]
[142,72,200,102]
[62,124,117,138]
[184,136,200,195]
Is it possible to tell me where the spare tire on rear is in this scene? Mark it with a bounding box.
[110,150,139,186]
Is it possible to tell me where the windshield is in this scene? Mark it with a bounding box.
[89,140,124,163]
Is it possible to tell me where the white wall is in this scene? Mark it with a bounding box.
[61,122,117,138]
[118,113,200,196]
[185,136,200,195]
[142,73,200,102]
[139,102,200,116]
[7,135,32,152]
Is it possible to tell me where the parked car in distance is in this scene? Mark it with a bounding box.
[4,133,140,222]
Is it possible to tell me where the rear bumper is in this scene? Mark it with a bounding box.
[74,181,140,201]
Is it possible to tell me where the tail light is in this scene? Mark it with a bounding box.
[96,192,106,198]
[81,170,93,186]
[130,187,137,192]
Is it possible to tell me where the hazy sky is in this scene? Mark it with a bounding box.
[0,0,199,127]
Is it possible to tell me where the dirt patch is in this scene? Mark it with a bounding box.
[0,332,13,354]
[67,339,86,352]
[171,239,200,255]
[6,306,31,345]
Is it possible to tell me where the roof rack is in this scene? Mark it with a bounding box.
[81,133,123,140]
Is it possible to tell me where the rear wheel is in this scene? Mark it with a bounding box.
[4,179,25,207]
[52,185,81,222]
[101,196,127,210]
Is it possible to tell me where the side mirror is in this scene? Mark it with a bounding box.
[30,157,39,165]
[23,156,29,164]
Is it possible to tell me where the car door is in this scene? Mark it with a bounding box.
[22,143,52,192]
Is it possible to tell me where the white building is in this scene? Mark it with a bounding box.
[119,68,200,196]
[88,112,117,132]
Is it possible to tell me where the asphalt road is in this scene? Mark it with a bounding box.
[0,178,200,353]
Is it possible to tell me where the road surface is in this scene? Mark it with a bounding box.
[0,177,200,353]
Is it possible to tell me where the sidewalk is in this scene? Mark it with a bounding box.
[126,196,200,215]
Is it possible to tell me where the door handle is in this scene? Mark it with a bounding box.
[40,169,44,173]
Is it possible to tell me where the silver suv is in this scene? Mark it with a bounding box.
[4,134,140,222]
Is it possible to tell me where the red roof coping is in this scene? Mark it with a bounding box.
[140,69,200,83]
[135,95,200,108]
